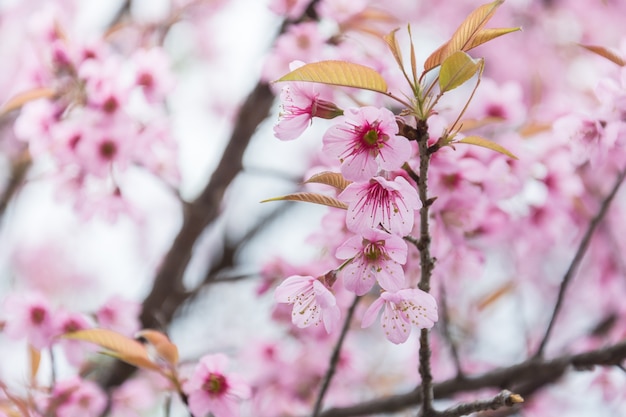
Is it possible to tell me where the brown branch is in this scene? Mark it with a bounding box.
[438,390,523,417]
[0,148,30,216]
[317,338,626,417]
[535,167,626,357]
[98,81,275,388]
[415,117,436,417]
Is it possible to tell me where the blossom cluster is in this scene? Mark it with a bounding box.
[7,8,179,221]
[273,82,438,344]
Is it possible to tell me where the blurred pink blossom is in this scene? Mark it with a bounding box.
[184,353,251,417]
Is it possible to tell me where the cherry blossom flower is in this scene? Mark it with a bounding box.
[54,309,94,367]
[95,295,141,336]
[274,81,342,141]
[361,288,438,344]
[322,106,411,181]
[339,176,420,236]
[184,354,251,417]
[274,274,340,333]
[268,0,310,19]
[47,377,107,417]
[336,228,407,295]
[131,47,175,103]
[2,292,58,349]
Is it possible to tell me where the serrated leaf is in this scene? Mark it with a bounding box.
[580,44,625,67]
[0,88,56,116]
[64,328,160,371]
[261,192,348,210]
[439,51,480,92]
[424,0,504,71]
[275,60,388,94]
[456,135,518,159]
[463,27,522,51]
[304,171,352,191]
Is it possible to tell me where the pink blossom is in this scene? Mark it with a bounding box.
[274,81,342,141]
[323,106,411,181]
[274,274,341,333]
[130,47,175,103]
[184,354,251,417]
[339,176,420,236]
[54,309,94,367]
[2,292,58,349]
[361,288,438,344]
[109,378,157,417]
[96,295,141,336]
[47,376,107,417]
[268,0,310,19]
[336,228,407,295]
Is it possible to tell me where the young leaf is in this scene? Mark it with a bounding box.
[64,328,160,371]
[383,28,406,77]
[463,27,522,52]
[0,88,56,116]
[275,60,388,94]
[424,0,505,71]
[261,192,348,210]
[456,135,518,159]
[136,329,179,367]
[579,44,625,67]
[439,51,480,93]
[29,345,40,383]
[304,171,352,191]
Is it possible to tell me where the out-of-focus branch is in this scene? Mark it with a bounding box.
[535,167,626,357]
[0,148,30,217]
[318,338,626,417]
[99,0,324,389]
[98,80,275,388]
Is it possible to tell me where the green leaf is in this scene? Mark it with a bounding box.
[64,328,160,371]
[439,51,481,92]
[275,60,388,94]
[579,44,625,67]
[304,171,352,191]
[456,135,518,159]
[261,192,348,210]
[424,0,505,71]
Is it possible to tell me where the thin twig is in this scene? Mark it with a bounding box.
[317,338,626,417]
[438,390,523,417]
[311,296,361,417]
[535,168,626,357]
[439,283,464,378]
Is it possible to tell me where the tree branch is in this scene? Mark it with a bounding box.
[415,118,436,417]
[535,167,626,357]
[438,390,523,417]
[318,338,626,417]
